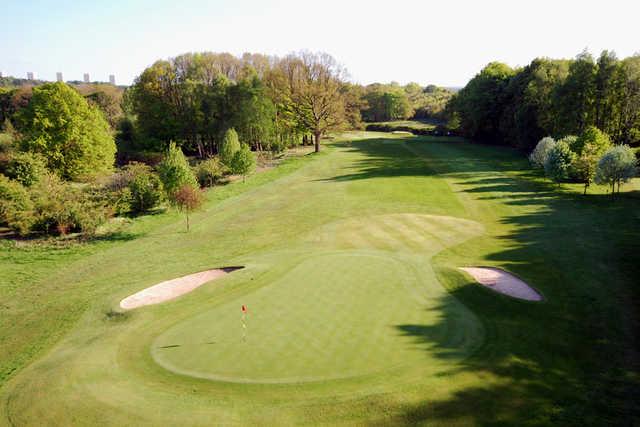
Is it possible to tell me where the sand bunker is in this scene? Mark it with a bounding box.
[120,267,242,310]
[459,267,542,301]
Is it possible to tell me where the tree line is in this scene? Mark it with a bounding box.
[447,50,640,151]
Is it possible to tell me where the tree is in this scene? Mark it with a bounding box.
[231,144,256,182]
[553,50,596,135]
[276,52,349,152]
[226,75,276,151]
[18,82,116,180]
[449,62,515,143]
[529,137,556,168]
[571,126,612,194]
[173,184,203,231]
[544,139,576,184]
[595,145,637,195]
[157,142,197,201]
[219,128,241,166]
[362,85,413,122]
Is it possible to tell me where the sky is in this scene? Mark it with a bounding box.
[1,0,639,87]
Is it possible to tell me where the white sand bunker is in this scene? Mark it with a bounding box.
[459,267,542,301]
[120,267,243,310]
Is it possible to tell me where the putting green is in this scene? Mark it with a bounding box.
[153,214,484,383]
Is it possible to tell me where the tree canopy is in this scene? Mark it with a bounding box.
[17,82,116,180]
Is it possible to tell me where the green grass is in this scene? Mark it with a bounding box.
[1,132,639,425]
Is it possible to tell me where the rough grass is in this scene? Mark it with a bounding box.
[1,132,639,425]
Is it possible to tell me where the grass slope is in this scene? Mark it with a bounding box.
[1,132,639,425]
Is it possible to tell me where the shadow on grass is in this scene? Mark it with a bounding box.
[337,135,640,425]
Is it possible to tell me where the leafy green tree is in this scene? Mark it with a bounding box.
[274,52,349,152]
[362,85,413,122]
[553,50,597,135]
[231,144,256,182]
[157,142,197,201]
[571,126,612,194]
[219,128,241,166]
[544,139,576,183]
[595,145,637,194]
[617,55,640,145]
[226,75,276,151]
[18,82,115,180]
[449,62,515,142]
[529,137,556,168]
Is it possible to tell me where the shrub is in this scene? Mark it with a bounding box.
[595,145,637,194]
[5,152,47,186]
[2,174,111,237]
[529,137,556,168]
[219,128,241,167]
[544,139,576,183]
[0,132,13,153]
[0,175,35,234]
[195,157,226,188]
[157,142,197,201]
[128,165,163,213]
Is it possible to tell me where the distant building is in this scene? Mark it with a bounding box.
[56,72,63,82]
[109,74,116,85]
[27,72,34,80]
[83,73,90,83]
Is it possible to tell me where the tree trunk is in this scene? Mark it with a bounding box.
[186,211,190,231]
[584,183,588,195]
[314,132,321,152]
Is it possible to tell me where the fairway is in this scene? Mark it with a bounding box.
[2,132,639,425]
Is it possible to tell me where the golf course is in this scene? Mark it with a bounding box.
[2,132,639,425]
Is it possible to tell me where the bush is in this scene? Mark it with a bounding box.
[1,173,110,237]
[99,162,163,215]
[0,132,13,153]
[5,152,47,186]
[219,128,241,166]
[194,157,226,188]
[128,165,163,213]
[529,137,556,168]
[0,175,35,234]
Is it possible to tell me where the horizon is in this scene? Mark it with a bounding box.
[2,0,639,87]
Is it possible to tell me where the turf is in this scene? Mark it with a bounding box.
[1,132,639,425]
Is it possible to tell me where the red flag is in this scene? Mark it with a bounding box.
[241,305,247,313]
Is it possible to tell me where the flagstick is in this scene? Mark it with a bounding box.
[242,311,247,341]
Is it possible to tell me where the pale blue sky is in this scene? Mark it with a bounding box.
[2,0,638,86]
